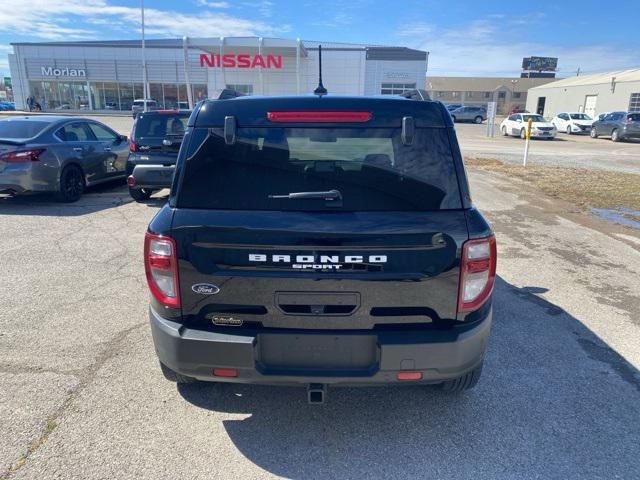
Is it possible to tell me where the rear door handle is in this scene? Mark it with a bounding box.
[73,147,84,152]
[104,147,112,151]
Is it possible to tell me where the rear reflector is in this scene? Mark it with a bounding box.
[213,368,238,378]
[397,371,422,380]
[267,111,372,123]
[0,148,45,162]
[458,235,497,313]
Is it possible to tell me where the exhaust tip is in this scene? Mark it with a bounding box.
[307,383,327,405]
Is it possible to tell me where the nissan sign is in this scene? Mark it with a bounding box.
[41,66,86,78]
[199,53,282,69]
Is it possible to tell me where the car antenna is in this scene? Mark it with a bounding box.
[313,45,328,96]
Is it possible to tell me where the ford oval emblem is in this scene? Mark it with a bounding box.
[191,283,220,295]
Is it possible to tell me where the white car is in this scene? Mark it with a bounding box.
[500,113,557,139]
[552,112,593,134]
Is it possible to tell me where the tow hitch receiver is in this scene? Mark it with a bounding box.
[307,383,327,404]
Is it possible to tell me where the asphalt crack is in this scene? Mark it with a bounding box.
[1,321,147,479]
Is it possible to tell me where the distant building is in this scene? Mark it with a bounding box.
[426,76,555,114]
[525,68,640,118]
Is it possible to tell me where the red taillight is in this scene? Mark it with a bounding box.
[458,235,497,313]
[267,111,372,123]
[213,368,237,377]
[0,148,45,163]
[144,232,180,308]
[127,175,136,186]
[129,139,136,152]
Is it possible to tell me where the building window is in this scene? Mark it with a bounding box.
[466,91,475,98]
[380,83,416,95]
[498,91,506,99]
[226,84,253,95]
[513,92,522,99]
[484,92,491,98]
[436,91,445,98]
[629,93,640,112]
[451,91,459,98]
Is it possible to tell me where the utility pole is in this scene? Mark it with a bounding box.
[141,0,148,111]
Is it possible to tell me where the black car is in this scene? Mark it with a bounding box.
[145,92,496,402]
[590,111,640,142]
[126,110,190,201]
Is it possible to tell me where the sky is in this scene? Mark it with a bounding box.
[0,0,639,78]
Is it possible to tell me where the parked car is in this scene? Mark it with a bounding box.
[500,113,557,139]
[552,112,593,134]
[146,92,496,400]
[0,116,128,201]
[445,103,463,112]
[0,101,16,111]
[507,106,528,115]
[131,99,158,118]
[590,111,640,142]
[450,106,487,124]
[126,110,190,201]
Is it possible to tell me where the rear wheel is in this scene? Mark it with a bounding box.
[611,128,621,142]
[590,127,598,138]
[160,362,198,384]
[56,165,84,202]
[129,187,154,202]
[474,116,483,124]
[439,363,483,392]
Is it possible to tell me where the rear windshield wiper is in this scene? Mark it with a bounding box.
[268,189,342,201]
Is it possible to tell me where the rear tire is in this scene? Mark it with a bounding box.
[590,127,598,138]
[474,116,483,124]
[56,165,84,202]
[439,363,483,392]
[611,129,620,142]
[129,187,154,202]
[160,362,197,384]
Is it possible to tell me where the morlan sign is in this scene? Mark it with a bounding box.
[41,66,86,78]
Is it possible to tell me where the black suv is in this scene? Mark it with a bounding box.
[126,110,190,201]
[145,92,496,402]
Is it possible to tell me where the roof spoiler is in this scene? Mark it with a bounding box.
[399,89,431,101]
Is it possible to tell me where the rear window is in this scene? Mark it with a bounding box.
[627,113,640,122]
[177,127,462,211]
[134,114,189,139]
[0,120,48,139]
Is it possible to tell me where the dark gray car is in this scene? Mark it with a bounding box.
[0,116,128,201]
[450,106,487,124]
[590,111,640,142]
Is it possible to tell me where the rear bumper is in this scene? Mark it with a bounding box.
[150,307,492,385]
[127,163,174,189]
[0,164,54,194]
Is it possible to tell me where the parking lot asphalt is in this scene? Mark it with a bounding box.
[1,169,639,479]
[455,122,640,174]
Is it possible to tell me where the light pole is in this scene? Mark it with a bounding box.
[141,0,148,111]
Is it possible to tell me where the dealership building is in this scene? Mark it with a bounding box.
[7,37,428,112]
[525,68,640,118]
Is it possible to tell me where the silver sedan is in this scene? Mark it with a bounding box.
[0,116,129,202]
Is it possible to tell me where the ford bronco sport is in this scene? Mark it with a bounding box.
[145,91,496,402]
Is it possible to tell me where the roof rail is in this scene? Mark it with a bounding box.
[399,89,431,101]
